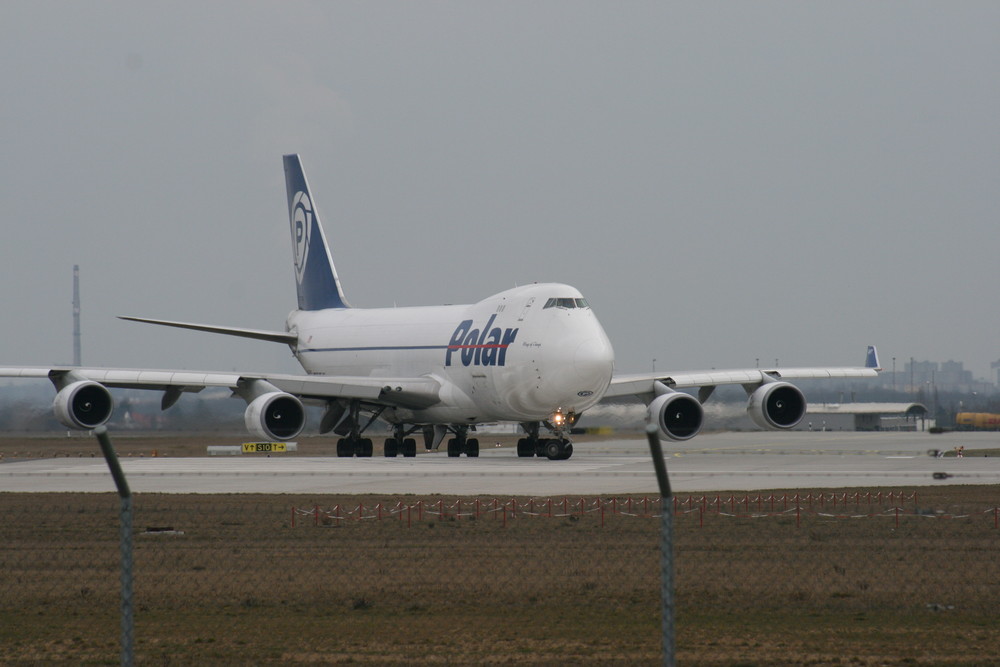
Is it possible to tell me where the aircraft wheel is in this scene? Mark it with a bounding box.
[544,439,562,460]
[336,438,353,457]
[559,442,573,460]
[516,438,534,457]
[466,438,479,457]
[384,438,399,457]
[535,439,549,457]
[402,438,417,457]
[446,438,461,458]
[357,438,373,457]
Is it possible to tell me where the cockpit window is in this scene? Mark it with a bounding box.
[543,297,591,309]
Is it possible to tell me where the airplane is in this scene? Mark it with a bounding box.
[0,155,880,460]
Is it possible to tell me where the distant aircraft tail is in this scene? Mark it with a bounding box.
[283,154,350,310]
[865,345,881,371]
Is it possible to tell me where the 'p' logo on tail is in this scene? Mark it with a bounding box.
[283,154,350,310]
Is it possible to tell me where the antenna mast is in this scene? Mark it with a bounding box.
[73,265,82,366]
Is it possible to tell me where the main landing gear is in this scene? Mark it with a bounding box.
[330,402,568,461]
[337,431,419,458]
[383,424,418,458]
[385,424,479,458]
[336,436,373,457]
[380,424,478,457]
[334,400,382,457]
[516,422,573,460]
[444,425,479,458]
[335,415,481,459]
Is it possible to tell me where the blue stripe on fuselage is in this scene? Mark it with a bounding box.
[300,345,450,353]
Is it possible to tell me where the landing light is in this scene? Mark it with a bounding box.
[548,409,579,431]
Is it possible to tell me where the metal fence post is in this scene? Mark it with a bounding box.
[93,426,134,667]
[645,423,675,667]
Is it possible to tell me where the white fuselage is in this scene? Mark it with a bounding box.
[285,283,615,425]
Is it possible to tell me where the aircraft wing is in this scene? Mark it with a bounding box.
[604,345,881,402]
[0,367,441,410]
[605,366,880,402]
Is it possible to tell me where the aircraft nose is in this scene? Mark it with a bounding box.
[574,336,615,385]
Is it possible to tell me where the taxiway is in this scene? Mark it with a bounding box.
[2,430,998,495]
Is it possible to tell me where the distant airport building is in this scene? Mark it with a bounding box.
[799,402,929,432]
[891,359,986,393]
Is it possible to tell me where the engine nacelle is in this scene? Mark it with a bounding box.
[747,381,806,430]
[244,392,305,441]
[53,380,114,430]
[646,391,704,441]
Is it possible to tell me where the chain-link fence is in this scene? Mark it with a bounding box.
[3,488,999,664]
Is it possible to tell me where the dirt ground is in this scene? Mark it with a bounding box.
[2,467,1000,664]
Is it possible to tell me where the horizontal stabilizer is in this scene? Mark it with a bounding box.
[119,316,298,345]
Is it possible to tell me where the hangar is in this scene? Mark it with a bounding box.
[799,402,929,432]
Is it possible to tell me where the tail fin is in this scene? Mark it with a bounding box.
[283,154,350,310]
[865,345,881,371]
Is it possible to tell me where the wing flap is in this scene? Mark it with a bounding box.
[88,369,242,389]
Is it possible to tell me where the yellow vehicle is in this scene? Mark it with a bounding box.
[955,412,1000,430]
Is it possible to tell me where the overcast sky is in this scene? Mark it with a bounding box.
[2,3,998,382]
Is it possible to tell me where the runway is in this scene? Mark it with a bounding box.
[2,431,998,495]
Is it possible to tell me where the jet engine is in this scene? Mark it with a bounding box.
[53,380,114,430]
[747,381,806,430]
[646,390,704,441]
[244,392,306,440]
[244,391,306,440]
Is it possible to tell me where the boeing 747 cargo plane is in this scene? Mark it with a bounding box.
[0,155,880,460]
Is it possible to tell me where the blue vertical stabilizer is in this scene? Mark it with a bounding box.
[283,154,350,310]
[865,345,881,370]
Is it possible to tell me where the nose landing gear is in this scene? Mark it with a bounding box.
[516,421,574,460]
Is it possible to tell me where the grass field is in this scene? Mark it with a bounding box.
[2,481,1000,665]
